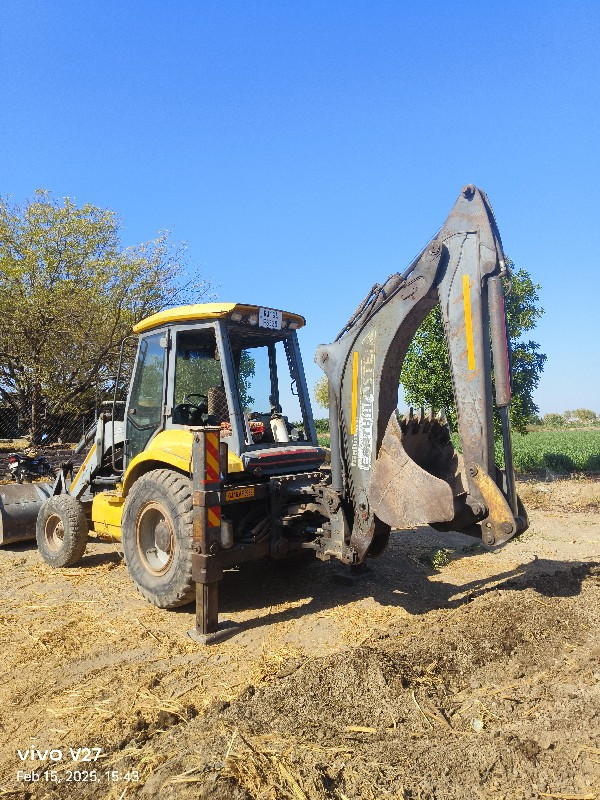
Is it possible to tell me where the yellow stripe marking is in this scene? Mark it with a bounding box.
[206,450,220,478]
[350,351,359,435]
[462,274,476,371]
[207,508,221,527]
[70,444,97,490]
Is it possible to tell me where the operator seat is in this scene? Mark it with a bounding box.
[207,386,229,424]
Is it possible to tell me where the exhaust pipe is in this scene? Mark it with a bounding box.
[0,483,54,545]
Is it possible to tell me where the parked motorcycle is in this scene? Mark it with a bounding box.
[7,452,56,483]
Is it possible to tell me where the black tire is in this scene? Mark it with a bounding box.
[36,495,89,567]
[121,469,195,609]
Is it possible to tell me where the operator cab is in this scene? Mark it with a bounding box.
[124,303,322,473]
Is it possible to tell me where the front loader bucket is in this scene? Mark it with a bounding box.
[0,483,53,545]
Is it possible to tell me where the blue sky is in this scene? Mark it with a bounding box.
[2,1,599,416]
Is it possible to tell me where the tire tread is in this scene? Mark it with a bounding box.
[36,495,89,567]
[121,469,195,608]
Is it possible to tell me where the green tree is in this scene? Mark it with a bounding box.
[173,349,255,418]
[400,262,546,435]
[0,190,213,441]
[314,376,329,409]
[543,413,564,427]
[567,408,598,425]
[237,350,256,410]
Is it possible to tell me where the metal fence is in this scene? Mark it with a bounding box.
[0,405,97,445]
[0,405,97,479]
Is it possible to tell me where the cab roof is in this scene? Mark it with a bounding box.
[133,303,306,334]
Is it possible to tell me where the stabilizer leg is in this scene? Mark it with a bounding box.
[187,427,238,644]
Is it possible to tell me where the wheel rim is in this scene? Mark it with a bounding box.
[44,513,65,552]
[135,502,175,576]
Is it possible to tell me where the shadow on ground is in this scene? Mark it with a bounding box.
[4,526,597,634]
[203,527,599,632]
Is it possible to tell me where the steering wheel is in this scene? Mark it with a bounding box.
[184,393,208,410]
[173,394,208,425]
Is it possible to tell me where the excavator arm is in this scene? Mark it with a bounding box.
[316,185,528,562]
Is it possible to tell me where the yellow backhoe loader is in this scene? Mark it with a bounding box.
[0,186,527,642]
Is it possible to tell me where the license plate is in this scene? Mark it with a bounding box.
[259,307,282,330]
[225,486,255,502]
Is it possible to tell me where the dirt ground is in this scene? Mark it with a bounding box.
[0,477,599,800]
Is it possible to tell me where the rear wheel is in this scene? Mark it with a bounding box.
[36,495,89,567]
[121,469,195,608]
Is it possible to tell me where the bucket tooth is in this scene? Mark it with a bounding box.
[423,407,434,433]
[410,407,420,433]
[400,407,414,434]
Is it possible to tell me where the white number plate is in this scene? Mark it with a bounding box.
[258,308,282,330]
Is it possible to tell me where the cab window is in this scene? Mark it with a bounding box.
[126,333,166,460]
[173,329,228,427]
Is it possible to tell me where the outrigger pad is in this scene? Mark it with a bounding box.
[368,409,466,530]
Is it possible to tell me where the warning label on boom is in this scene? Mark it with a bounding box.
[352,329,376,471]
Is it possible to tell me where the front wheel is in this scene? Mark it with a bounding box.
[121,469,195,608]
[36,495,89,567]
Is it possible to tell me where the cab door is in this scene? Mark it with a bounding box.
[125,331,168,465]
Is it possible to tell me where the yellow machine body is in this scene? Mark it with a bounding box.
[83,302,305,543]
[91,429,245,540]
[91,491,125,540]
[133,302,305,334]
